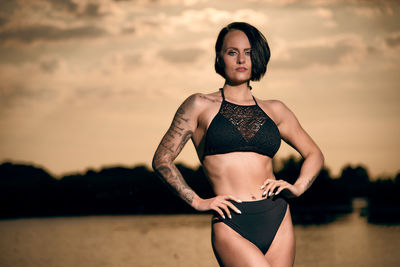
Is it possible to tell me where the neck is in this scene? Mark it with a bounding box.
[222,81,253,102]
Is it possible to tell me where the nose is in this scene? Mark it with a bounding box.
[237,52,245,64]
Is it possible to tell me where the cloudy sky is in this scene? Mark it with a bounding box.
[0,0,399,179]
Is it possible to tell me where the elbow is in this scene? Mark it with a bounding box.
[305,147,324,164]
[306,148,324,170]
[152,153,172,172]
[317,149,325,169]
[151,157,157,172]
[151,155,161,172]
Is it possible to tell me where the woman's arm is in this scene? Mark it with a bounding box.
[152,93,242,218]
[261,100,324,198]
[152,94,200,206]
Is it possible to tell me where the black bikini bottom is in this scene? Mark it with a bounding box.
[211,196,288,254]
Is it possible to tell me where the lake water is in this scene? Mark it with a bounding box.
[0,201,399,267]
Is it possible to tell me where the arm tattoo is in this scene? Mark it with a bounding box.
[156,165,194,204]
[177,131,192,153]
[160,105,190,155]
[154,129,195,204]
[199,94,220,103]
[152,95,197,205]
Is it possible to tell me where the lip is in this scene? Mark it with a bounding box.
[235,67,248,72]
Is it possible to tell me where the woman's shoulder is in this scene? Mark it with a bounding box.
[179,90,221,112]
[256,98,296,124]
[256,98,290,112]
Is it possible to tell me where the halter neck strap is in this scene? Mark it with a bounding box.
[252,95,259,106]
[219,88,258,105]
[219,88,225,100]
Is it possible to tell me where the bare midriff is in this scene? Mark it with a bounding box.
[202,151,276,201]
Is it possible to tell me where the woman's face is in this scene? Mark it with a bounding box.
[220,30,252,85]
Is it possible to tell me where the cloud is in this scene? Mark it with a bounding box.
[121,26,135,34]
[0,86,32,108]
[313,7,337,28]
[45,0,105,17]
[0,0,19,16]
[353,6,383,18]
[123,53,142,66]
[80,3,103,17]
[0,59,66,111]
[247,0,350,7]
[0,24,107,44]
[158,47,205,63]
[47,0,78,13]
[183,0,210,6]
[0,17,8,27]
[314,7,333,19]
[385,32,400,48]
[39,58,60,73]
[272,35,367,70]
[0,83,56,110]
[155,8,268,35]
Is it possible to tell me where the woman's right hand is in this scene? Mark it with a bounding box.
[192,195,242,219]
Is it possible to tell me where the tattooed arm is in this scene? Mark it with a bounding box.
[152,93,243,218]
[152,94,201,206]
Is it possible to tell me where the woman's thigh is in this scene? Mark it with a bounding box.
[212,221,272,267]
[265,206,296,267]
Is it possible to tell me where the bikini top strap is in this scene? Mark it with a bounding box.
[219,88,225,100]
[220,88,259,105]
[252,95,259,106]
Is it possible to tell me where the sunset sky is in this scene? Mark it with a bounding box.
[0,0,399,179]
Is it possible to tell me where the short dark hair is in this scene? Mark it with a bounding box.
[214,22,271,81]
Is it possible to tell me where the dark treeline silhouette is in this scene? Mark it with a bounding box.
[0,162,214,218]
[0,156,399,224]
[274,157,352,224]
[367,173,400,223]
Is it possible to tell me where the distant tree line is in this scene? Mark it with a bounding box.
[0,156,399,224]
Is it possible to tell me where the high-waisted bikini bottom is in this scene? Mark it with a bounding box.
[211,196,288,254]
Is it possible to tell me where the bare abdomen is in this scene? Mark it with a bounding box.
[202,152,276,201]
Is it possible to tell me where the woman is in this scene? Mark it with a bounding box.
[152,22,324,267]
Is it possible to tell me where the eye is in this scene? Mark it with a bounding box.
[227,50,237,56]
[245,50,251,56]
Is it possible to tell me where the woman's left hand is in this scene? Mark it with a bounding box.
[260,179,303,199]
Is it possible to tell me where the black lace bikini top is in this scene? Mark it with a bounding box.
[202,88,281,161]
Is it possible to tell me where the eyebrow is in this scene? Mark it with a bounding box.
[224,47,251,51]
